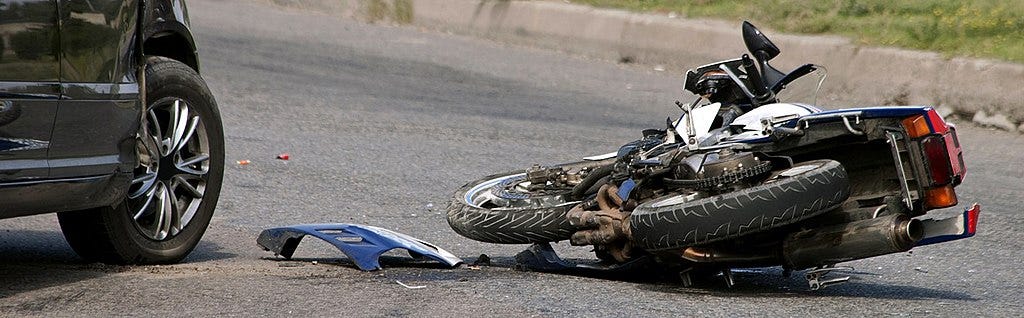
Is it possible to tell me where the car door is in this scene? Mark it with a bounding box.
[0,0,60,181]
[49,0,140,178]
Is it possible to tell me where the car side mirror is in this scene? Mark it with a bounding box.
[742,21,780,61]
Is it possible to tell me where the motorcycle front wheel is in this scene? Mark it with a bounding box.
[446,161,609,244]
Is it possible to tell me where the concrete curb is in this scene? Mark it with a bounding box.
[263,0,1024,132]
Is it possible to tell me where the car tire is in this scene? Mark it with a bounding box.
[58,56,224,264]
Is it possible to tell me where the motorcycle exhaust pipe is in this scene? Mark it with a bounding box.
[783,214,923,270]
[681,246,776,265]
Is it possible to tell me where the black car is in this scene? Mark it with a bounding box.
[0,0,223,264]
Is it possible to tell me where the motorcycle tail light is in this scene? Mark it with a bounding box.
[922,135,953,185]
[902,115,930,138]
[946,127,966,183]
[924,185,958,209]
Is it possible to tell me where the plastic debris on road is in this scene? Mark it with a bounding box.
[277,153,290,160]
[257,223,463,271]
[236,160,251,165]
[395,280,426,289]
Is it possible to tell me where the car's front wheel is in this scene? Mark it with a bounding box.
[58,56,224,264]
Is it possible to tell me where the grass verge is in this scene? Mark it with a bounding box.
[571,0,1024,63]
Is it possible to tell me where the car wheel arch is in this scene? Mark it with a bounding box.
[144,27,199,72]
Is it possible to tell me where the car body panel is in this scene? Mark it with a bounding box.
[0,173,127,218]
[49,83,139,178]
[0,0,61,181]
[49,0,141,179]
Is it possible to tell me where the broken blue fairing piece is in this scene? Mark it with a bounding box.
[257,223,463,271]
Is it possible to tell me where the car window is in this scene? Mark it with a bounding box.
[0,0,60,82]
[59,0,138,83]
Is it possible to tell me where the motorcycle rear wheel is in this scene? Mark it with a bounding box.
[630,159,850,250]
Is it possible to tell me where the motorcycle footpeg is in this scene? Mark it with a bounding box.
[805,265,854,291]
[720,268,735,288]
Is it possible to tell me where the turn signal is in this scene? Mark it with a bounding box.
[924,185,958,209]
[902,115,931,138]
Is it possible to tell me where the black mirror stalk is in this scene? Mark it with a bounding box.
[741,54,776,105]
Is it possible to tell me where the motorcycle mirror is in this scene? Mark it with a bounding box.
[742,21,786,90]
[742,21,780,61]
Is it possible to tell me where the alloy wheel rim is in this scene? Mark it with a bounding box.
[465,174,577,209]
[127,99,210,241]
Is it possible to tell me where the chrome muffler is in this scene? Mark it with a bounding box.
[783,214,923,270]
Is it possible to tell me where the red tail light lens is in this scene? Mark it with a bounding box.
[922,135,953,185]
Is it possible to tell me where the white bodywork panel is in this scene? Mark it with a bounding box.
[730,103,815,132]
[674,102,722,145]
[583,152,617,161]
[724,103,817,141]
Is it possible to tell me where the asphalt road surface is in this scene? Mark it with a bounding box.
[2,0,1022,316]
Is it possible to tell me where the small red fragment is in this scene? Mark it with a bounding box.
[276,153,290,160]
[236,160,251,165]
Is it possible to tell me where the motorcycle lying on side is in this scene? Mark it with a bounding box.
[446,21,979,289]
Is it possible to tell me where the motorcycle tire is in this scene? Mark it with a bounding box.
[447,160,611,244]
[630,159,850,250]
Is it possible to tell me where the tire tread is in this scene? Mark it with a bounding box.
[629,160,850,250]
[446,171,576,244]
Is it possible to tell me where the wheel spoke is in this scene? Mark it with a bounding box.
[141,131,160,163]
[177,153,210,175]
[132,184,160,221]
[135,130,157,168]
[172,174,204,199]
[129,172,158,199]
[131,173,156,187]
[170,195,184,236]
[147,109,165,153]
[166,189,183,237]
[175,116,200,153]
[155,182,173,240]
[165,100,190,157]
